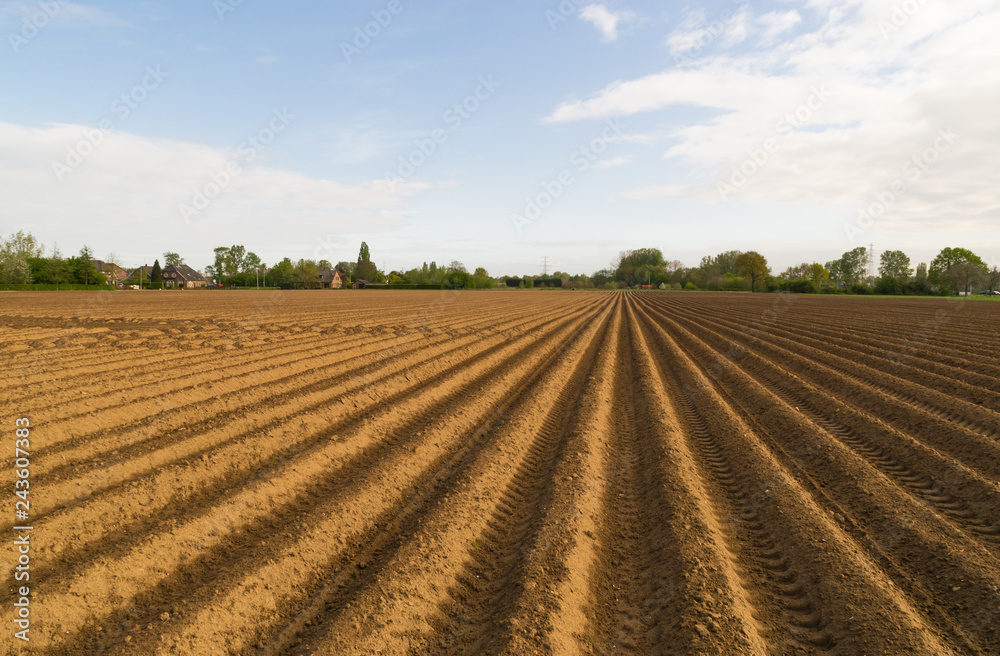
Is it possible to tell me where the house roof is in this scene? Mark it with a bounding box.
[124,265,153,282]
[317,269,343,283]
[164,264,207,281]
[93,261,127,280]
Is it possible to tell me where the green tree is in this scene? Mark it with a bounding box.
[711,250,742,276]
[735,251,770,292]
[228,245,246,279]
[269,258,296,289]
[807,263,829,285]
[0,257,31,284]
[779,263,809,281]
[213,247,230,284]
[825,259,844,285]
[448,270,470,288]
[335,261,354,282]
[915,262,928,282]
[295,259,320,288]
[355,241,380,281]
[929,247,987,295]
[0,231,44,284]
[615,248,666,286]
[355,259,378,282]
[3,231,45,259]
[879,250,912,282]
[70,246,102,285]
[150,259,163,284]
[836,246,869,285]
[163,252,184,267]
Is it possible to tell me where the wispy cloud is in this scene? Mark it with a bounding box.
[0,122,433,257]
[579,4,633,43]
[665,5,751,56]
[253,55,277,65]
[546,0,1000,233]
[756,10,802,45]
[593,155,631,169]
[0,1,129,29]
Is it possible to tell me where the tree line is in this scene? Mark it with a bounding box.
[584,246,997,295]
[1,230,996,296]
[0,232,105,286]
[207,242,498,289]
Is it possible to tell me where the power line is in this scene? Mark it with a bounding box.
[541,256,549,276]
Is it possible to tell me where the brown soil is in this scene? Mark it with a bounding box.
[1,290,998,655]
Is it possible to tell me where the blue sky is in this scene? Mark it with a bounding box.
[1,0,997,275]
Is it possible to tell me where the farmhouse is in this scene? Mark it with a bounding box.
[93,260,128,286]
[163,264,208,289]
[317,269,344,289]
[123,266,154,286]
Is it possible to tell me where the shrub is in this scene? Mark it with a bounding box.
[874,276,903,295]
[366,284,445,290]
[684,282,697,290]
[784,279,819,294]
[0,283,112,291]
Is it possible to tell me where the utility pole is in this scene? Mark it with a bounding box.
[541,256,549,276]
[869,243,876,282]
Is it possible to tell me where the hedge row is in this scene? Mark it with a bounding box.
[362,284,446,290]
[0,283,113,291]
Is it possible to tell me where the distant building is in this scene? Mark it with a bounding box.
[317,269,344,289]
[93,260,128,286]
[163,264,208,289]
[123,266,154,286]
[352,280,368,289]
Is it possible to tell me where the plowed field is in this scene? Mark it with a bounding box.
[2,290,999,655]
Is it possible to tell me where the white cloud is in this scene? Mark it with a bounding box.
[665,5,751,56]
[579,4,633,43]
[0,122,432,262]
[756,10,802,45]
[547,0,1000,234]
[593,155,631,169]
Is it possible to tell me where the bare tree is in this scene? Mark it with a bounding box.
[946,261,986,296]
